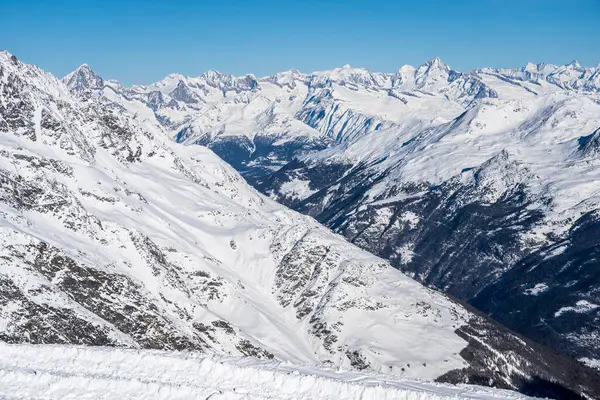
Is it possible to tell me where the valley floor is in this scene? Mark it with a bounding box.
[0,343,530,400]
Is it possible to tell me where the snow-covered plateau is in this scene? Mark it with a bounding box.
[1,50,599,398]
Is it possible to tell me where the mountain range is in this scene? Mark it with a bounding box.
[1,49,600,398]
[60,54,600,368]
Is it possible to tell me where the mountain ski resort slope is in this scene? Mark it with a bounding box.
[0,50,599,398]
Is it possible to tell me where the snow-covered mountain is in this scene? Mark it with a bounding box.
[60,56,600,181]
[2,51,600,398]
[0,343,532,400]
[249,65,600,370]
[59,55,600,374]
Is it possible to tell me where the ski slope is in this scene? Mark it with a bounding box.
[0,343,531,400]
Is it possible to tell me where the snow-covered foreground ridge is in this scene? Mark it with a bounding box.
[0,343,530,400]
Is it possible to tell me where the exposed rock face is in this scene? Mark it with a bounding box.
[63,64,104,94]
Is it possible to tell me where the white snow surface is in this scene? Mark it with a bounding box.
[0,343,531,400]
[579,357,600,372]
[554,300,600,318]
[523,284,549,296]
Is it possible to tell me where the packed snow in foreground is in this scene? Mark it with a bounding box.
[0,343,531,400]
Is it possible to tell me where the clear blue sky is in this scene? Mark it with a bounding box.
[3,0,599,85]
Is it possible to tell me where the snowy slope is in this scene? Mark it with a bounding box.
[0,343,531,400]
[253,67,600,368]
[59,42,597,370]
[3,51,600,397]
[0,50,470,379]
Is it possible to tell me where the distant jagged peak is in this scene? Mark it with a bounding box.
[63,63,104,93]
[200,69,228,81]
[397,64,416,74]
[462,149,535,203]
[199,69,257,82]
[472,149,532,185]
[0,49,20,66]
[522,61,558,75]
[151,73,188,91]
[262,69,305,88]
[457,148,512,178]
[414,57,452,80]
[480,148,512,166]
[168,79,202,104]
[197,69,259,92]
[315,64,372,75]
[163,72,187,81]
[310,64,390,89]
[414,57,452,87]
[105,79,123,89]
[65,63,101,79]
[549,60,586,76]
[522,62,537,72]
[150,69,259,96]
[273,68,303,77]
[421,56,451,71]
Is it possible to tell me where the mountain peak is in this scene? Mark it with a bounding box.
[567,60,581,69]
[414,57,451,87]
[70,63,98,76]
[310,65,389,89]
[263,69,305,88]
[274,68,302,77]
[523,62,538,72]
[63,63,104,93]
[0,50,20,67]
[522,61,558,75]
[423,57,450,71]
[201,70,226,80]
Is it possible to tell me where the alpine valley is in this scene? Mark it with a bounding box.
[1,50,600,398]
[62,55,600,366]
